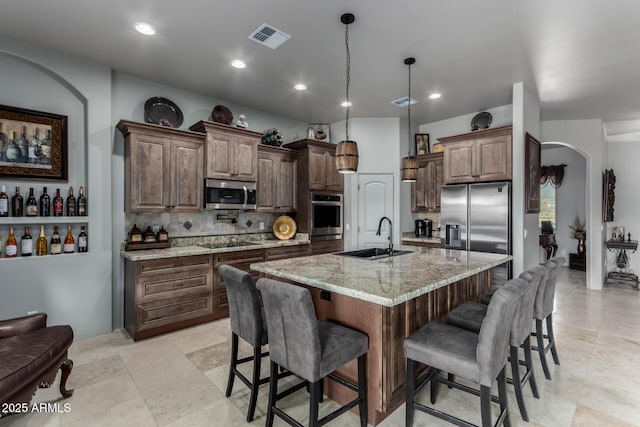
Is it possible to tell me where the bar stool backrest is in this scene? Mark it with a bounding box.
[514,265,545,345]
[257,278,322,382]
[477,279,524,386]
[536,257,565,319]
[219,265,264,347]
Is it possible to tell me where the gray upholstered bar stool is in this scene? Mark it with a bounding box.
[219,265,270,422]
[532,257,564,380]
[257,278,369,427]
[446,267,546,422]
[404,280,524,427]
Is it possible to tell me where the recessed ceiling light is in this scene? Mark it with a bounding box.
[231,59,246,69]
[134,22,155,36]
[429,93,442,100]
[294,84,307,91]
[341,101,352,107]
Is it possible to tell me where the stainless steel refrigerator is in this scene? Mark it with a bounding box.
[440,182,512,286]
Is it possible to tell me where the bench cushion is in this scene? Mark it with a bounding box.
[0,325,73,403]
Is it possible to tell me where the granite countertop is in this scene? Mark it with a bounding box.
[250,246,512,307]
[121,237,310,261]
[401,236,441,244]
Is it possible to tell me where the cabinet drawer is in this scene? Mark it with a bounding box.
[310,239,343,255]
[213,290,229,310]
[138,255,212,276]
[402,240,441,249]
[265,244,309,260]
[213,249,264,265]
[138,293,213,331]
[214,260,261,291]
[140,271,212,303]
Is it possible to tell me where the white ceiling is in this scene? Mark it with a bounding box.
[1,0,639,134]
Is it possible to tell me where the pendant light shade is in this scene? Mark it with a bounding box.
[336,13,359,174]
[401,57,418,182]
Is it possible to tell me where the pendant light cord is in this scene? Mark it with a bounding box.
[345,21,351,141]
[407,61,412,157]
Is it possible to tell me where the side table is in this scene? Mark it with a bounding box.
[569,253,586,271]
[605,240,639,290]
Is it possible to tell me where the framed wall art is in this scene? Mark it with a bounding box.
[309,123,330,142]
[415,133,430,155]
[0,104,68,181]
[525,132,541,213]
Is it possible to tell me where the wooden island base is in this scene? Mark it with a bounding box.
[271,269,490,425]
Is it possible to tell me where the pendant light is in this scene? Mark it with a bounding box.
[400,57,418,182]
[335,13,359,174]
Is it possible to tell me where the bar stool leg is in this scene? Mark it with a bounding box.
[510,345,528,421]
[225,333,238,397]
[430,369,441,404]
[406,358,416,427]
[266,361,278,427]
[547,314,560,365]
[536,319,552,380]
[480,385,492,427]
[246,345,262,422]
[309,380,321,427]
[497,367,511,427]
[523,336,539,398]
[358,354,368,427]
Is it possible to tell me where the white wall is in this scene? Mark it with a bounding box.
[513,82,542,273]
[541,120,605,289]
[606,132,640,270]
[0,37,112,339]
[331,118,402,250]
[540,146,587,262]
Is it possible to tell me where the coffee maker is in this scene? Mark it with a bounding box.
[415,219,433,238]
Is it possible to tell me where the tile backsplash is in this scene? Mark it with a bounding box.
[124,211,283,239]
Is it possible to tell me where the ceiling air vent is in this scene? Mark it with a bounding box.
[249,24,291,49]
[391,97,418,107]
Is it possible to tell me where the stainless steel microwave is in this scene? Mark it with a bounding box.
[204,179,257,210]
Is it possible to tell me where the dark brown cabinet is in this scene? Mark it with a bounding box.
[190,121,260,182]
[439,125,512,184]
[287,139,343,193]
[124,255,214,341]
[257,145,297,212]
[411,153,444,212]
[212,249,264,315]
[118,120,204,213]
[310,239,344,255]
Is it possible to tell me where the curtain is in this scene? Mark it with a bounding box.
[540,164,567,187]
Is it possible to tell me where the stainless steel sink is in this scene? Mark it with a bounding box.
[334,247,412,260]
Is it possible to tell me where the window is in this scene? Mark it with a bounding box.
[539,182,556,230]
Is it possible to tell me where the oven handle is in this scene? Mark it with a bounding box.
[311,201,343,206]
[243,186,248,208]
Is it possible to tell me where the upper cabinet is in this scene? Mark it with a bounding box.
[118,120,204,213]
[287,139,343,193]
[189,121,260,182]
[411,153,444,212]
[439,125,512,184]
[257,145,297,212]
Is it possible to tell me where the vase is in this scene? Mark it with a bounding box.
[577,237,586,254]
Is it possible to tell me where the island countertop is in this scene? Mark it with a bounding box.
[250,247,512,307]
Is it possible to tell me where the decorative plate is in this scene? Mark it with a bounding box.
[273,215,297,240]
[471,111,492,131]
[144,97,184,128]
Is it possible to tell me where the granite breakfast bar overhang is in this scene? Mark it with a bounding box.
[251,247,512,425]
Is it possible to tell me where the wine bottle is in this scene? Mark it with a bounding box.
[78,226,88,253]
[21,226,33,257]
[25,187,38,216]
[4,132,21,162]
[11,186,23,217]
[40,129,52,165]
[53,188,63,216]
[36,224,48,256]
[50,226,62,255]
[0,185,8,217]
[63,224,75,253]
[0,122,6,162]
[5,227,17,258]
[28,127,40,164]
[66,187,76,217]
[39,187,51,216]
[77,186,87,216]
[17,126,28,163]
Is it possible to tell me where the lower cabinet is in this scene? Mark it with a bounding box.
[124,255,214,341]
[402,239,441,249]
[310,239,344,255]
[265,244,310,261]
[212,249,264,315]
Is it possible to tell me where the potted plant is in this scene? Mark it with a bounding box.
[569,215,586,254]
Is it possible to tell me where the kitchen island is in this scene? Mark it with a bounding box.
[251,246,511,425]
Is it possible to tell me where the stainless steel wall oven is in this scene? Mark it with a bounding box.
[310,192,343,239]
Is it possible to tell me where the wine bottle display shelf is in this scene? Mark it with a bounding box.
[0,217,89,225]
[0,252,91,262]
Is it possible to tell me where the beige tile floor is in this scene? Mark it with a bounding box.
[2,266,640,426]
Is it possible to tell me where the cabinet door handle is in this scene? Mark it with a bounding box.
[174,283,185,289]
[174,306,184,313]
